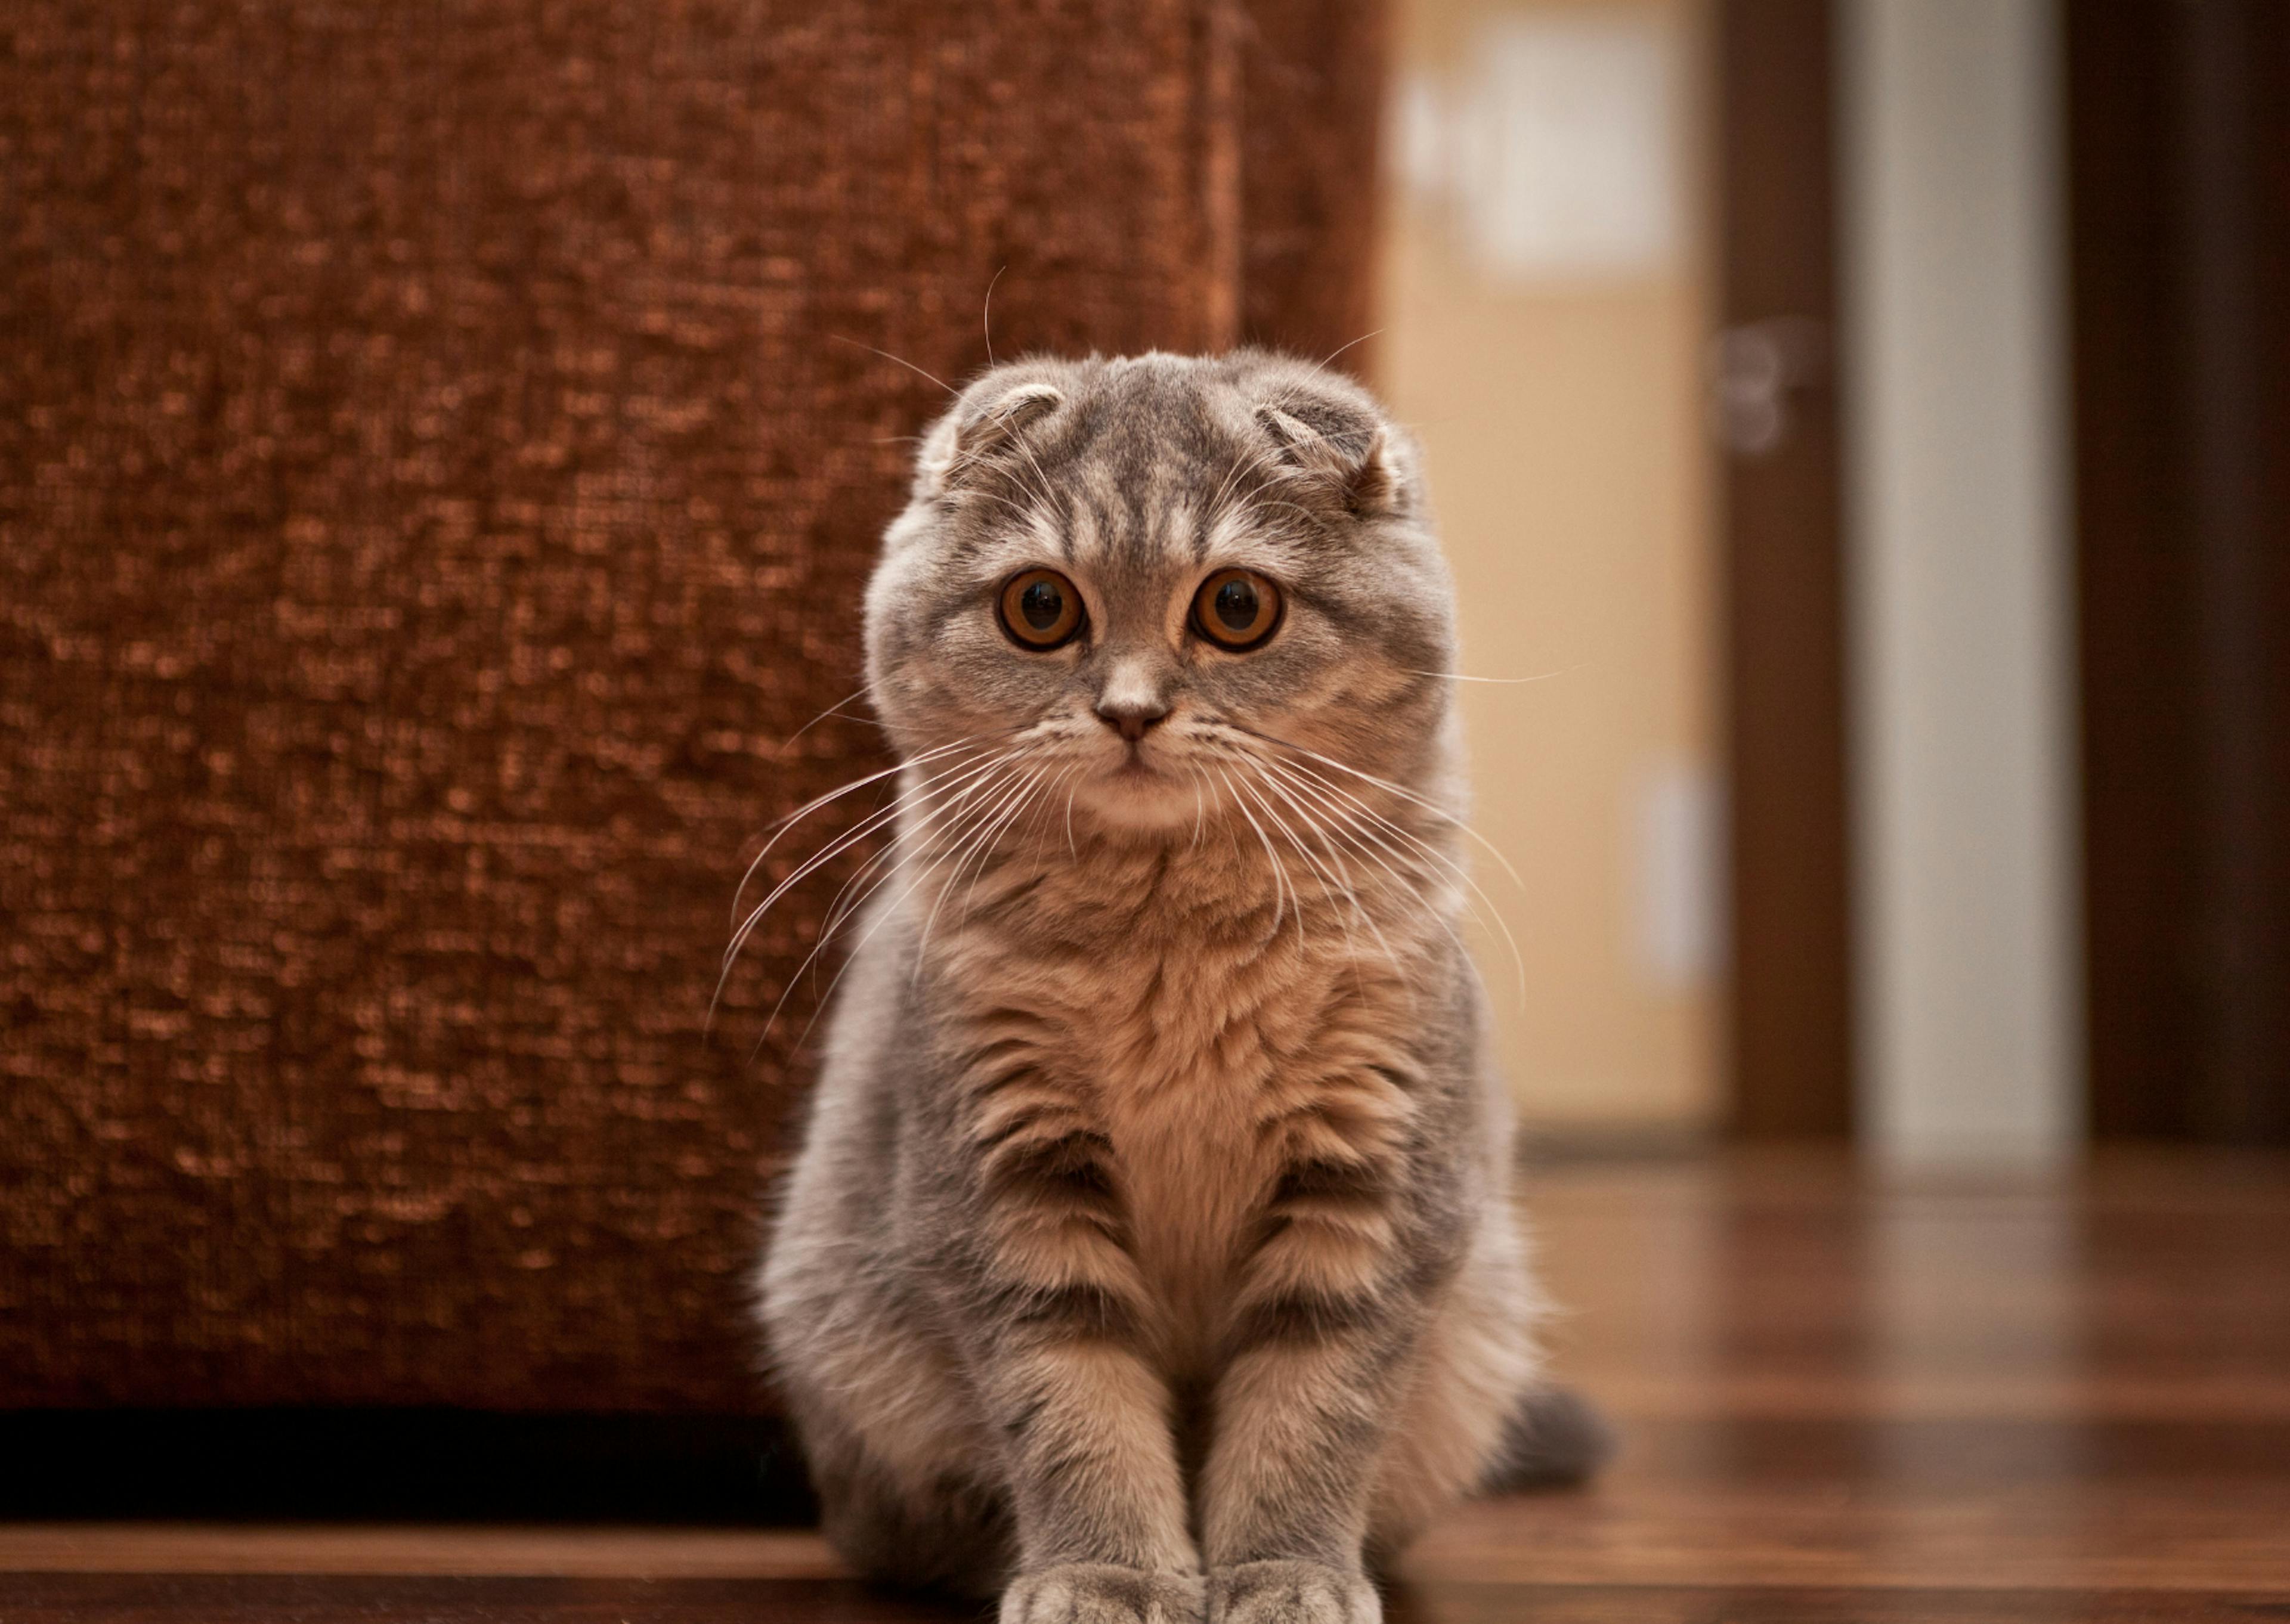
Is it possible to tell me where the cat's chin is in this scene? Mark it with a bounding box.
[1064,764,1207,838]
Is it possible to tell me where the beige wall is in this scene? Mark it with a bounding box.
[1379,0,1719,1132]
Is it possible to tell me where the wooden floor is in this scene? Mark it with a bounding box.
[7,1148,2288,1621]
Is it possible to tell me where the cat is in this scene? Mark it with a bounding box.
[756,350,1609,1624]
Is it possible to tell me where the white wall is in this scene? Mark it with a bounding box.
[1837,0,2082,1164]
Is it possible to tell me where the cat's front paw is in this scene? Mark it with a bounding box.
[1001,1563,1206,1624]
[1207,1561,1379,1624]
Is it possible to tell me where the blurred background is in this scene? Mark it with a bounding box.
[1395,0,2286,1166]
[2,0,2283,1520]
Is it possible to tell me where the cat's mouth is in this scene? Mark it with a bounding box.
[1067,742,1203,832]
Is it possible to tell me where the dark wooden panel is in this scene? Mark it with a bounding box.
[2068,0,2290,1143]
[2067,1,2204,1140]
[0,1411,814,1522]
[1714,1,1853,1137]
[0,1575,952,1624]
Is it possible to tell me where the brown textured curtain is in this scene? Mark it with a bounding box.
[0,1,1385,1415]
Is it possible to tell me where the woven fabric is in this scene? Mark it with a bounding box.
[0,0,1383,1412]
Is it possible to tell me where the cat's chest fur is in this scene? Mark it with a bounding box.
[925,841,1429,1369]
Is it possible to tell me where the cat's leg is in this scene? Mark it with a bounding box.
[765,1207,1017,1595]
[1194,1151,1458,1624]
[771,1299,1014,1597]
[794,1399,1013,1596]
[1361,1207,1546,1561]
[762,1043,1020,1597]
[942,1124,1204,1624]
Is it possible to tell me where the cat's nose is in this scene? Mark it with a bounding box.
[1095,698,1169,742]
[1096,655,1172,741]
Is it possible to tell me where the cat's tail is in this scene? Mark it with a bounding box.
[1480,1385,1619,1492]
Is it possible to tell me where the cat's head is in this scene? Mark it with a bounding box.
[864,351,1459,838]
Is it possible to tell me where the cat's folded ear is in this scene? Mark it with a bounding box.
[1253,399,1409,519]
[920,381,1065,495]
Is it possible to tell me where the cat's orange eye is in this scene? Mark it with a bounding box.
[1191,569,1282,650]
[998,568,1085,649]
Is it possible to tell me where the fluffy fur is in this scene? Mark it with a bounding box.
[756,351,1597,1623]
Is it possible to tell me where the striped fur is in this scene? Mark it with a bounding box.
[757,353,1579,1623]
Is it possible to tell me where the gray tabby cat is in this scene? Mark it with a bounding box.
[757,351,1607,1624]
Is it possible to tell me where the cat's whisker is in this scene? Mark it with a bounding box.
[918,755,1057,952]
[918,764,1047,966]
[1255,763,1427,916]
[713,748,1019,1034]
[819,752,1012,943]
[724,746,1008,974]
[1270,760,1491,939]
[1316,326,1384,370]
[1003,435,1067,532]
[738,745,1001,938]
[732,751,934,932]
[775,686,878,755]
[952,486,1054,529]
[1284,801,1409,1007]
[1203,439,1274,531]
[1252,752,1435,873]
[1258,753,1527,1006]
[1249,755,1453,926]
[1255,752,1452,888]
[818,828,905,945]
[1027,761,1085,872]
[1217,764,1296,942]
[757,761,1029,1055]
[982,264,1005,367]
[1256,770,1407,980]
[906,760,1035,948]
[1011,760,1081,874]
[829,333,956,397]
[1401,667,1579,685]
[1233,767,1369,967]
[956,764,1064,929]
[1242,494,1329,532]
[1235,723,1525,891]
[817,800,972,960]
[756,748,1026,984]
[1283,801,1470,1000]
[731,736,986,926]
[768,857,917,1062]
[785,777,1026,1042]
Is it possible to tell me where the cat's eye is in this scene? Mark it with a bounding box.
[1191,569,1282,651]
[998,568,1085,649]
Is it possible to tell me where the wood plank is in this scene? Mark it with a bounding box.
[4,1152,2287,1617]
[2,1574,2285,1624]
